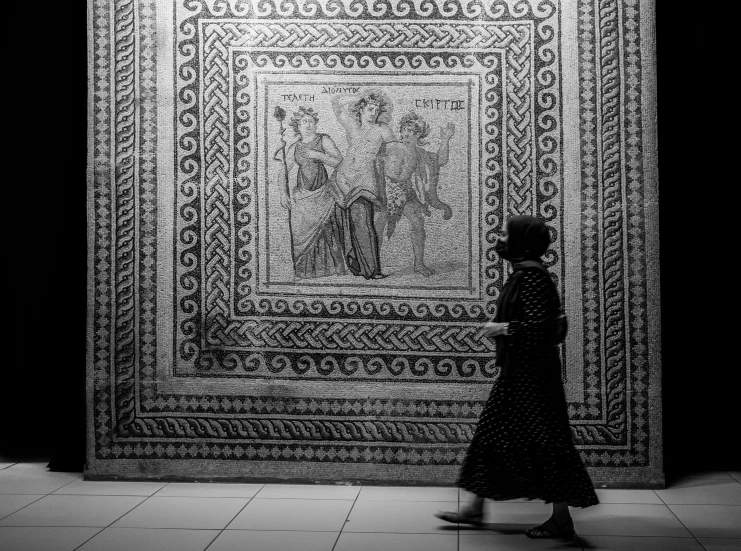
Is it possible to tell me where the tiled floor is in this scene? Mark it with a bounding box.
[0,463,739,550]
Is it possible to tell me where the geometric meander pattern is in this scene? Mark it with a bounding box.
[89,0,660,483]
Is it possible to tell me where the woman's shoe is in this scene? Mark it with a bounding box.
[434,510,484,527]
[525,517,575,538]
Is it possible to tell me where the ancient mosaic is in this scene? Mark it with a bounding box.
[87,0,662,485]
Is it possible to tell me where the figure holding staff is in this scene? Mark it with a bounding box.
[272,106,347,279]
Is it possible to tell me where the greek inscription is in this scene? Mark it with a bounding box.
[321,86,361,94]
[280,93,315,102]
[414,99,465,111]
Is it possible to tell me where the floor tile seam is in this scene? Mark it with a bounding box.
[349,499,459,503]
[591,501,668,504]
[335,496,461,538]
[53,492,169,497]
[102,489,161,530]
[139,494,263,499]
[457,487,461,551]
[223,528,340,532]
[0,526,105,532]
[661,484,732,491]
[46,472,86,495]
[197,499,255,551]
[655,488,674,507]
[338,530,459,535]
[664,503,741,542]
[464,529,664,538]
[221,495,254,531]
[575,531,697,538]
[150,481,172,498]
[71,527,106,551]
[202,527,228,551]
[574,534,715,539]
[355,498,459,502]
[0,494,46,522]
[0,491,60,496]
[330,528,343,551]
[332,484,362,550]
[246,484,287,499]
[340,528,463,534]
[250,496,358,501]
[695,535,740,551]
[151,481,265,498]
[460,532,585,549]
[663,502,741,506]
[79,526,238,531]
[0,495,153,530]
[65,527,224,551]
[696,534,741,551]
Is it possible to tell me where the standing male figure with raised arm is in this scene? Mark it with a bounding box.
[378,111,455,276]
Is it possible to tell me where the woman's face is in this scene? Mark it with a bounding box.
[299,115,317,135]
[494,223,512,260]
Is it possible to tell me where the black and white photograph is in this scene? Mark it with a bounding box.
[2,1,737,550]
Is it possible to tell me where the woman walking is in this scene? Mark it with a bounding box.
[436,215,598,538]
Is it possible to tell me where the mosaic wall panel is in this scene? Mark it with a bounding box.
[86,0,662,486]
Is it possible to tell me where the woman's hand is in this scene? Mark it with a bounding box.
[482,322,509,338]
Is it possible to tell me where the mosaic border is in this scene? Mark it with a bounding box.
[87,0,661,483]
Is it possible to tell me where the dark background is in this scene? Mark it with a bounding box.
[3,2,736,477]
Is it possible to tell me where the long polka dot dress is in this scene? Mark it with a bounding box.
[457,268,599,508]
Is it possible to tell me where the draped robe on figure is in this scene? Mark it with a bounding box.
[289,134,346,279]
[327,135,385,279]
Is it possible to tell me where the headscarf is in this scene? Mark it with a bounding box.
[497,215,550,263]
[493,215,552,375]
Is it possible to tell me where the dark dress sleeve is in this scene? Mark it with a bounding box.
[506,269,558,352]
